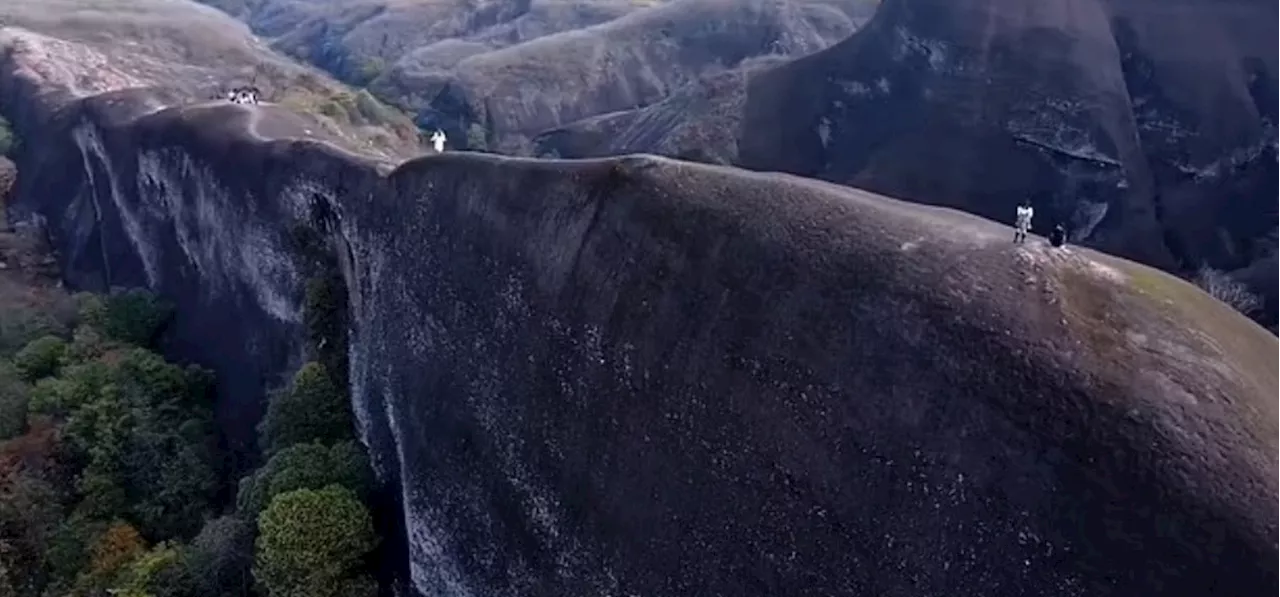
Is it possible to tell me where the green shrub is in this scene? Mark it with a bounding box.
[14,334,68,382]
[43,512,109,586]
[105,542,184,597]
[183,515,254,597]
[86,289,173,347]
[253,485,378,597]
[27,376,72,418]
[28,361,111,418]
[0,361,29,439]
[256,362,353,457]
[236,440,374,517]
[0,114,16,156]
[0,306,67,359]
[64,325,112,364]
[304,273,348,388]
[353,57,386,85]
[353,90,398,126]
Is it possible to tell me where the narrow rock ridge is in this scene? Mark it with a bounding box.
[4,79,1276,597]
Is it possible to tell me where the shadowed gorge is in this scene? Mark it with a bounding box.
[1,78,1275,596]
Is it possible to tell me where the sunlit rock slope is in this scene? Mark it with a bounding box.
[4,64,1277,597]
[0,0,425,159]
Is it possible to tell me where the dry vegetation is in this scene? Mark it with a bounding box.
[0,158,76,358]
[192,1,879,153]
[0,0,424,159]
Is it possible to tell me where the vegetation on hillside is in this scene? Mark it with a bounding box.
[1193,265,1261,317]
[0,280,377,596]
[0,116,18,158]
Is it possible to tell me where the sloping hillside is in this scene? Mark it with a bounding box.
[542,0,1278,327]
[2,4,1276,596]
[199,0,881,152]
[0,0,425,159]
[200,0,643,84]
[3,60,1277,596]
[737,0,1276,265]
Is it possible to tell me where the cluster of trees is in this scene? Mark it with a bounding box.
[0,284,379,597]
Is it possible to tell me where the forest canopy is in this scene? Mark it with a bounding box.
[0,287,378,597]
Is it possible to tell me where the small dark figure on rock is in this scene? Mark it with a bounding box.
[1049,223,1068,248]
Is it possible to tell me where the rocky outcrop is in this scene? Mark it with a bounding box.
[737,0,1277,268]
[542,0,1279,328]
[530,54,788,163]
[419,0,865,152]
[0,2,427,160]
[201,1,876,152]
[3,66,1276,597]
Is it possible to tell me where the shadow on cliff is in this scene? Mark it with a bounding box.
[4,87,1277,597]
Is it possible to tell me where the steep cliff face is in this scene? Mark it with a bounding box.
[5,80,1277,597]
[4,90,385,459]
[540,0,1277,325]
[737,0,1278,271]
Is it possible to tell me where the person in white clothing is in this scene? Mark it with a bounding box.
[1014,200,1034,244]
[430,130,447,153]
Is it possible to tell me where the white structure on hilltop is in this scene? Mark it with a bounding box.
[430,130,447,153]
[227,86,260,105]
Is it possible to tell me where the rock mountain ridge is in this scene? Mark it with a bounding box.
[1,38,1276,597]
[540,0,1280,327]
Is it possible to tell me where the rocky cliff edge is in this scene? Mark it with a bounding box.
[2,48,1276,597]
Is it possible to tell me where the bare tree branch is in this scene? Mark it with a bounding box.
[1194,266,1261,316]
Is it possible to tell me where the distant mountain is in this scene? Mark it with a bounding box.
[738,0,1276,267]
[197,1,881,152]
[1,0,425,159]
[544,0,1279,327]
[4,4,1277,596]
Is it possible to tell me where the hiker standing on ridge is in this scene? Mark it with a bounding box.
[1014,200,1034,244]
[430,130,447,153]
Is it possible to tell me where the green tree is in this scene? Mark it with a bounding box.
[87,289,173,347]
[304,274,348,389]
[253,485,378,597]
[0,115,15,157]
[49,346,220,537]
[0,363,28,439]
[184,515,254,597]
[68,520,148,594]
[256,363,352,457]
[124,425,218,539]
[26,359,112,419]
[106,541,183,597]
[13,335,68,382]
[354,57,386,85]
[42,513,107,591]
[236,440,373,517]
[0,305,66,360]
[67,385,132,521]
[63,324,112,365]
[0,471,64,594]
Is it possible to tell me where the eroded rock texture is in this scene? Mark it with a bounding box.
[4,93,1276,597]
